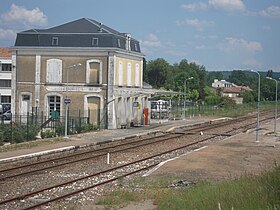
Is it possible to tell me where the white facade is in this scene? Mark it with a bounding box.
[0,48,12,108]
[212,79,232,88]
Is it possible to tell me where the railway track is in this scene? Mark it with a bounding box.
[0,113,259,180]
[0,110,275,209]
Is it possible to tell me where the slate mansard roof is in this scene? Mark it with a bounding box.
[15,18,141,53]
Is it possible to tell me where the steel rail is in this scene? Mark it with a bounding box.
[0,110,275,208]
[0,134,217,207]
[0,109,271,171]
[0,111,274,180]
[0,133,182,180]
[0,133,170,172]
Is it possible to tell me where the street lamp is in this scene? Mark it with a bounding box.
[64,63,82,139]
[184,77,194,120]
[266,77,278,134]
[244,69,260,143]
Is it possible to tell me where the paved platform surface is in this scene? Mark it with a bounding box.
[0,117,214,161]
[149,118,280,181]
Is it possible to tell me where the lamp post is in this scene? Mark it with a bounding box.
[247,70,260,143]
[184,77,194,120]
[266,77,278,134]
[64,63,82,139]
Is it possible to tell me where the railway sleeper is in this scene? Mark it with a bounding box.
[172,131,231,137]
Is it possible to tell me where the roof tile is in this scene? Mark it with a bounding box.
[0,48,11,58]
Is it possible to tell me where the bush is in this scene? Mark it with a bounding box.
[0,125,10,142]
[80,123,99,132]
[11,124,39,143]
[205,95,220,105]
[41,130,56,139]
[219,96,237,108]
[55,124,65,136]
[0,123,40,143]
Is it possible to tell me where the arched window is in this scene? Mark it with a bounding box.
[48,95,61,117]
[127,63,131,86]
[135,63,140,87]
[118,61,123,86]
[86,59,102,84]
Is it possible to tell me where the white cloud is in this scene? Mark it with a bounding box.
[0,28,17,40]
[181,2,208,12]
[260,6,280,19]
[218,37,262,67]
[140,33,161,47]
[209,0,246,12]
[219,37,262,53]
[1,4,47,27]
[165,49,188,58]
[195,45,207,50]
[194,34,218,40]
[176,18,215,31]
[243,58,262,67]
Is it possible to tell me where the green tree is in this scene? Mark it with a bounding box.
[188,89,199,101]
[241,90,255,103]
[267,69,273,78]
[262,84,274,101]
[204,86,220,105]
[144,58,171,88]
[219,96,237,108]
[197,65,207,100]
[206,71,223,86]
[145,58,207,102]
[228,70,250,86]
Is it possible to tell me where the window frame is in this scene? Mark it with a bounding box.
[52,37,59,46]
[48,95,61,117]
[1,63,12,72]
[0,79,11,88]
[92,38,99,47]
[0,96,11,103]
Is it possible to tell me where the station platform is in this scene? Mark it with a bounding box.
[0,117,214,162]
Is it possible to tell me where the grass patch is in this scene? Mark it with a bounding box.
[208,102,274,118]
[95,165,280,210]
[96,189,143,207]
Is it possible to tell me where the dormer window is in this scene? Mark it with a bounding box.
[52,37,58,46]
[134,43,138,51]
[92,38,98,47]
[117,39,121,48]
[125,34,131,51]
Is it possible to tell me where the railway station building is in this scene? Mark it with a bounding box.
[11,18,154,129]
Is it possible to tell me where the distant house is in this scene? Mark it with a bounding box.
[11,18,154,129]
[212,79,251,104]
[212,79,233,88]
[0,48,12,111]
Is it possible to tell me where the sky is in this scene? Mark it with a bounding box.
[0,0,279,72]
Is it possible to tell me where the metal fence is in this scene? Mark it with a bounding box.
[151,99,219,120]
[0,109,101,143]
[0,101,274,144]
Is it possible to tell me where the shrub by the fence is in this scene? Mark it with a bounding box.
[0,124,39,143]
[41,130,56,139]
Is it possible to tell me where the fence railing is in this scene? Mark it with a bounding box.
[0,101,275,144]
[0,109,101,144]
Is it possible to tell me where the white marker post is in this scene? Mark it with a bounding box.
[107,153,110,164]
